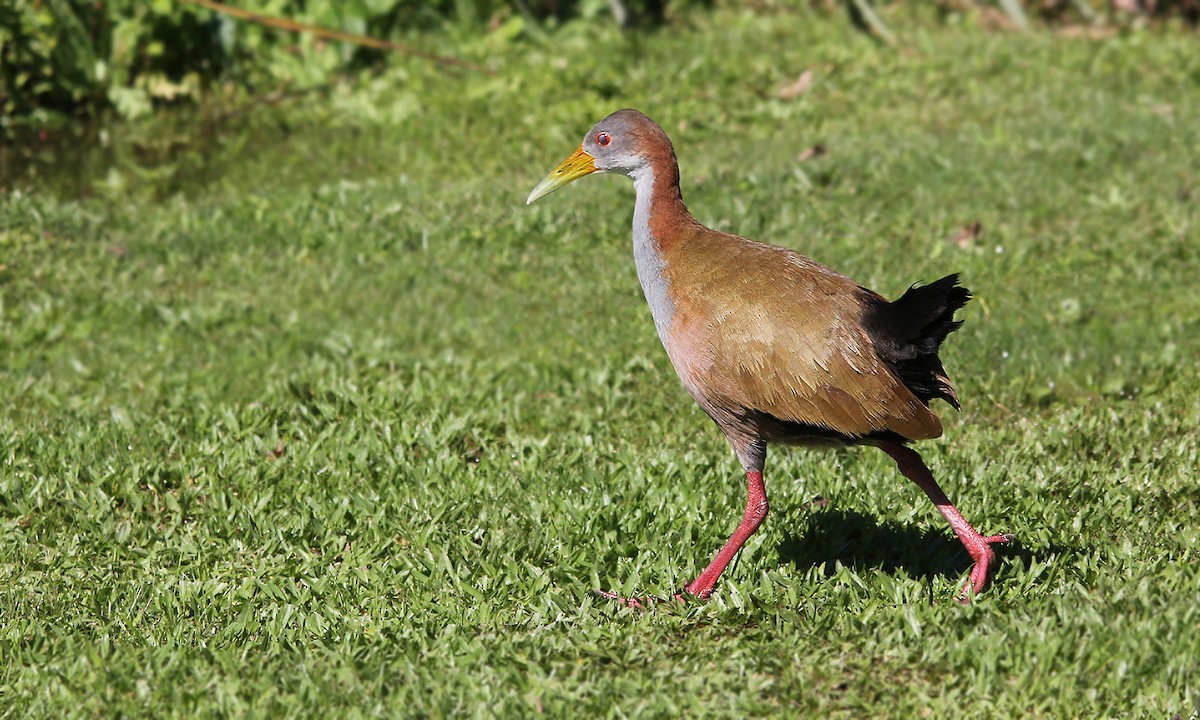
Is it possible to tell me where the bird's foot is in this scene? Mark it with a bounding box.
[593,589,695,609]
[958,532,1017,604]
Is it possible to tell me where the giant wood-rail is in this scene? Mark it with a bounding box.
[527,109,1011,605]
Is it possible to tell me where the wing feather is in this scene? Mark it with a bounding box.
[664,234,943,442]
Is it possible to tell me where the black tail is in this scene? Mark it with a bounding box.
[866,274,971,409]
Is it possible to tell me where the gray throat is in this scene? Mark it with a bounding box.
[630,167,675,346]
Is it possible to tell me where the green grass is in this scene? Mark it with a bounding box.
[2,7,1200,717]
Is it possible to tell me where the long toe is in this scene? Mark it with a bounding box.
[958,532,1014,602]
[593,589,691,609]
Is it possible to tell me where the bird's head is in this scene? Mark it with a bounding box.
[526,109,668,205]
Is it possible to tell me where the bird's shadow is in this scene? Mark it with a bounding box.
[776,505,1074,584]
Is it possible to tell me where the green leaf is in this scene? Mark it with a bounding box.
[108,85,151,120]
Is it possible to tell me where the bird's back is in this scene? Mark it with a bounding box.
[658,231,948,445]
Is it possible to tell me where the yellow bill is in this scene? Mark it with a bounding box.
[526,147,597,205]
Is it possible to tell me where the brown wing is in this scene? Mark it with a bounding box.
[664,234,942,442]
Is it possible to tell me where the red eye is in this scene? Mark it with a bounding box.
[596,132,611,147]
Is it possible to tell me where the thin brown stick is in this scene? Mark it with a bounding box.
[179,0,493,75]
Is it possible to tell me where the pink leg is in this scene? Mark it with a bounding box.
[878,442,1012,602]
[685,470,769,599]
[597,470,768,607]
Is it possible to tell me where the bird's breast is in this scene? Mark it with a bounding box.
[632,241,722,411]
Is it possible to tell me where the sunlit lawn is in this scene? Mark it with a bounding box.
[1,8,1198,717]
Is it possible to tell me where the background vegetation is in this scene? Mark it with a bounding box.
[3,0,666,123]
[2,1,1199,717]
[1,0,1196,124]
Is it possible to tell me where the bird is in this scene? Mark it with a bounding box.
[526,109,1011,605]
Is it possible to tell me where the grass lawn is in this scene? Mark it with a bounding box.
[2,6,1199,717]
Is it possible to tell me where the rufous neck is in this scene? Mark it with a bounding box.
[630,157,699,252]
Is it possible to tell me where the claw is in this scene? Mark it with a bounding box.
[593,589,692,609]
[957,532,1015,603]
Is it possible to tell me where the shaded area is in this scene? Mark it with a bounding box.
[778,507,969,582]
[0,97,374,199]
[777,506,1077,586]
